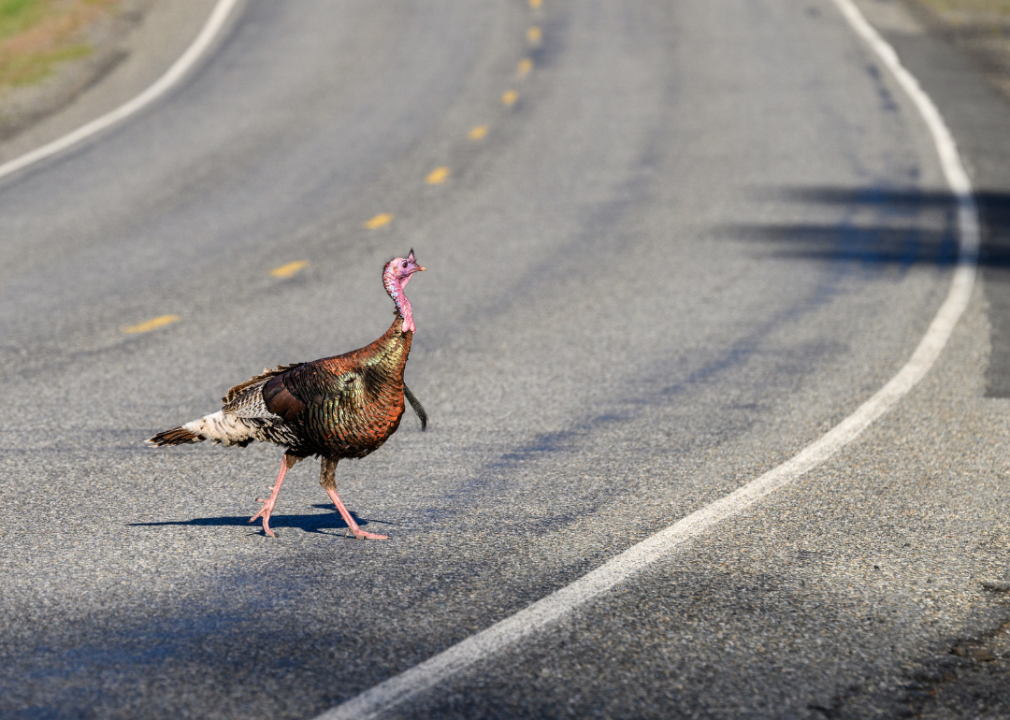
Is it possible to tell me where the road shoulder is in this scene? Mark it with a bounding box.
[855,0,1010,400]
[0,0,224,166]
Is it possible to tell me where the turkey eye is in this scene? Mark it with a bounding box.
[401,261,407,268]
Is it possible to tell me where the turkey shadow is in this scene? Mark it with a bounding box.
[130,505,389,536]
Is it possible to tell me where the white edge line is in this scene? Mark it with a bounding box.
[0,0,243,183]
[316,1,981,718]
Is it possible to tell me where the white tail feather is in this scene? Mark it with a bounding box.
[183,411,259,446]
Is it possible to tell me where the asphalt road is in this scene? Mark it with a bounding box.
[2,0,1010,718]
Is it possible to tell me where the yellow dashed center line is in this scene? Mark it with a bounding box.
[364,213,394,229]
[270,260,309,278]
[123,314,180,334]
[115,15,546,352]
[425,166,450,185]
[528,0,542,7]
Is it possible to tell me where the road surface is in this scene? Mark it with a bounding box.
[1,0,1010,717]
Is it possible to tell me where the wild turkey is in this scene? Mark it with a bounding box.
[149,251,428,539]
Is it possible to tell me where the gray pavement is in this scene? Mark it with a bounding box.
[0,0,1008,718]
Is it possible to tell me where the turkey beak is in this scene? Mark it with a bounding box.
[416,265,426,272]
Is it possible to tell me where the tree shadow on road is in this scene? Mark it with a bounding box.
[729,186,1010,395]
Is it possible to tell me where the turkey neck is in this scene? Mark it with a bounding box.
[383,265,416,333]
[355,316,413,385]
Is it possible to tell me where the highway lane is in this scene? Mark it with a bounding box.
[0,0,1008,718]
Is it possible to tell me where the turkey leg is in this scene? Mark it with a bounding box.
[249,454,298,537]
[320,458,388,540]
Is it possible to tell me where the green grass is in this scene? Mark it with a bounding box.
[0,0,115,87]
[0,42,89,86]
[919,0,1010,18]
[0,0,51,43]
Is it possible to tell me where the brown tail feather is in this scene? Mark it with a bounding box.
[148,427,201,446]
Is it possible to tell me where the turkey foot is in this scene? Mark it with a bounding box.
[249,455,292,537]
[324,487,388,540]
[249,495,279,538]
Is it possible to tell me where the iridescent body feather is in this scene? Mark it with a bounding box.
[149,251,427,539]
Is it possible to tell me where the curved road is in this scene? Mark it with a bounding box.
[1,0,1009,718]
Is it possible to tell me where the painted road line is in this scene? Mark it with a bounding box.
[0,0,242,183]
[468,125,489,140]
[269,261,308,278]
[528,0,542,8]
[425,167,450,185]
[502,90,518,106]
[526,26,542,45]
[364,213,394,229]
[123,315,181,334]
[314,1,980,717]
[517,58,533,80]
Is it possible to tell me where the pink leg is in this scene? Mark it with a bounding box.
[324,487,388,540]
[249,455,291,537]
